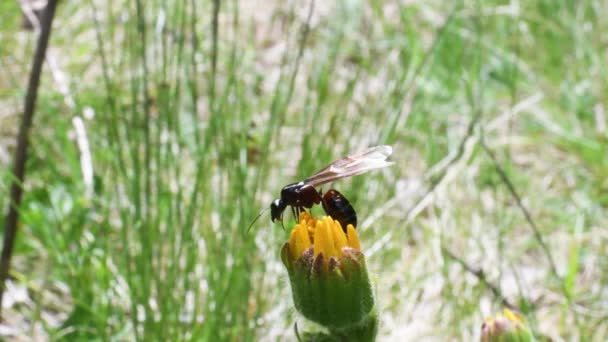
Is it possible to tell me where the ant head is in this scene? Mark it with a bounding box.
[270,199,285,222]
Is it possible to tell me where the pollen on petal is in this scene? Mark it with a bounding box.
[346,224,361,250]
[300,212,312,225]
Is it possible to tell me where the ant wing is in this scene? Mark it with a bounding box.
[304,145,393,187]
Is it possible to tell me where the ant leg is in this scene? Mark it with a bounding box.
[291,206,298,222]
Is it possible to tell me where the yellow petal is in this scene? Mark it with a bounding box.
[289,227,298,250]
[331,219,348,252]
[346,224,361,250]
[314,219,335,259]
[290,223,311,260]
[503,308,523,324]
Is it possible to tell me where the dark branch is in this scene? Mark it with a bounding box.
[479,139,559,278]
[442,246,517,310]
[0,0,59,318]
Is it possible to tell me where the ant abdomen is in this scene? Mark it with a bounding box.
[322,189,357,232]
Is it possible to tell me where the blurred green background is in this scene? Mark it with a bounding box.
[1,0,607,340]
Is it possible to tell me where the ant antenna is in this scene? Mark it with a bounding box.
[246,207,269,234]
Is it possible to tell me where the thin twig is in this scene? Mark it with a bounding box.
[368,113,481,256]
[0,0,59,319]
[480,134,581,327]
[210,0,220,103]
[442,246,517,310]
[294,321,303,342]
[405,111,482,224]
[479,138,559,278]
[284,0,315,109]
[380,2,460,142]
[251,0,316,206]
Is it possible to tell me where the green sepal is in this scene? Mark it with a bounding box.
[295,308,379,342]
[281,243,292,271]
[284,246,376,330]
[487,329,535,342]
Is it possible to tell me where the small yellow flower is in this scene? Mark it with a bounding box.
[481,308,534,342]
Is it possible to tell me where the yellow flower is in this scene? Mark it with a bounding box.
[280,212,375,332]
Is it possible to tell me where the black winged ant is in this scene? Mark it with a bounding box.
[262,145,393,232]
